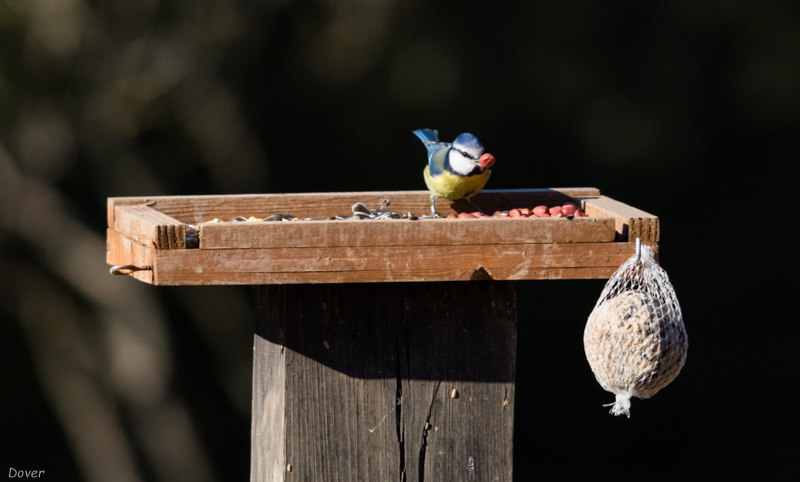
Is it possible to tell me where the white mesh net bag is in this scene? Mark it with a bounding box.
[583,240,688,417]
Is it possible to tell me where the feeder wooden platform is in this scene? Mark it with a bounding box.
[106,187,658,285]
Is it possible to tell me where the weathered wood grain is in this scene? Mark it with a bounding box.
[251,282,516,482]
[108,188,601,226]
[147,242,657,285]
[251,328,287,482]
[199,216,615,250]
[114,205,186,249]
[398,282,515,481]
[580,196,659,242]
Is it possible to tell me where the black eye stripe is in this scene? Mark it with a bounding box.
[454,148,478,160]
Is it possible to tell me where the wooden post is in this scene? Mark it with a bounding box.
[251,282,517,482]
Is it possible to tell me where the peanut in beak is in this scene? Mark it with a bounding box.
[478,153,495,169]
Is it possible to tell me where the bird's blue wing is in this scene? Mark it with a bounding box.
[427,145,450,176]
[413,129,450,176]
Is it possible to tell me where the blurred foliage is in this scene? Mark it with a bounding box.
[1,0,798,480]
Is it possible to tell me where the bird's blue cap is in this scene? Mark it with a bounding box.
[453,133,483,150]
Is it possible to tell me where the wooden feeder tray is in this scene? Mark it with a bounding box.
[107,188,658,285]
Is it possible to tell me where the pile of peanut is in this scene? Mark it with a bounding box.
[448,202,585,219]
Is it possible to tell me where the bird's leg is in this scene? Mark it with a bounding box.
[430,197,442,218]
[466,197,485,215]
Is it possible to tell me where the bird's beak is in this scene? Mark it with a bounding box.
[478,153,495,169]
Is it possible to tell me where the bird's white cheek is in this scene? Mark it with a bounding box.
[449,152,477,176]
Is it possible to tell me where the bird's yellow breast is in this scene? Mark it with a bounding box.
[423,167,491,201]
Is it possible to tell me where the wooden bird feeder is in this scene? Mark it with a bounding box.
[106,187,658,481]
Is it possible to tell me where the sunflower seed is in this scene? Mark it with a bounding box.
[373,211,396,220]
[263,214,297,221]
[352,202,372,215]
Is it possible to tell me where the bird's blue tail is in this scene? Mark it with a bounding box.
[413,129,440,144]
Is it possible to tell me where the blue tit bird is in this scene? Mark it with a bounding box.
[413,128,496,216]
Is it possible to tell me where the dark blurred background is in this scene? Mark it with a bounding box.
[2,0,798,480]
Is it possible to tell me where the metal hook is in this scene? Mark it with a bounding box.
[634,237,642,263]
[110,264,152,275]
